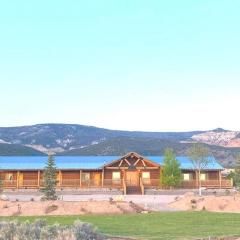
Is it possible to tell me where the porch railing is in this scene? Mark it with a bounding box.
[2,180,17,188]
[142,179,160,188]
[19,180,39,187]
[103,179,123,188]
[58,179,123,188]
[1,178,233,189]
[182,179,232,188]
[141,179,233,189]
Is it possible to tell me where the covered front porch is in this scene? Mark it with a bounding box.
[0,170,122,189]
[181,170,232,189]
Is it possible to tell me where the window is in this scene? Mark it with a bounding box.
[112,172,121,184]
[5,173,13,181]
[200,173,207,181]
[82,172,90,181]
[112,172,120,179]
[142,172,150,184]
[183,173,191,181]
[142,172,150,179]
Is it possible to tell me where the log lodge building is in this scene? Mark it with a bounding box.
[0,152,232,194]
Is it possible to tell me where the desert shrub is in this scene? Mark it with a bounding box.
[191,204,197,210]
[190,199,197,204]
[74,220,105,240]
[0,219,105,240]
[45,204,58,214]
[197,197,205,202]
[225,189,231,196]
[174,196,180,201]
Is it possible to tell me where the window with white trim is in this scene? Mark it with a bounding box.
[112,172,121,184]
[183,173,191,181]
[5,173,13,181]
[142,172,150,179]
[142,172,150,184]
[82,172,90,181]
[200,173,207,181]
[112,172,121,179]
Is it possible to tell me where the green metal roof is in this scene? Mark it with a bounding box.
[0,155,223,170]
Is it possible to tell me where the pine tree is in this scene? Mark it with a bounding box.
[41,155,58,200]
[162,148,181,189]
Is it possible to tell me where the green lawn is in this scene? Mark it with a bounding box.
[1,212,240,240]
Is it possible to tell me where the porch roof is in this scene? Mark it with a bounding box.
[0,155,223,170]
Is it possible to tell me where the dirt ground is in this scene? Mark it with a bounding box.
[169,193,240,212]
[0,200,145,216]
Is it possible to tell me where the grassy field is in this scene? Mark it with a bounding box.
[1,212,240,240]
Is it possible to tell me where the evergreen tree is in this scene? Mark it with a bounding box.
[162,148,181,188]
[41,155,58,200]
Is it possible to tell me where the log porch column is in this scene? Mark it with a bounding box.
[16,171,20,189]
[59,170,62,187]
[80,170,82,188]
[101,169,104,187]
[160,167,163,188]
[219,171,222,189]
[122,169,125,181]
[195,170,199,188]
[37,170,40,188]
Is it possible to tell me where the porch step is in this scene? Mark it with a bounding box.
[126,186,142,195]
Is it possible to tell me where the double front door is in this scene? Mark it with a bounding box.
[125,171,139,186]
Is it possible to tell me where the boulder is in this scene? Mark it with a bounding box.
[141,210,149,214]
[0,194,9,201]
[114,195,124,202]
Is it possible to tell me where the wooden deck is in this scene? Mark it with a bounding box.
[181,179,232,189]
[1,178,232,190]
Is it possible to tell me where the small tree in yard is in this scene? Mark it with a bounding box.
[162,148,181,189]
[187,143,210,196]
[229,154,240,189]
[41,155,58,200]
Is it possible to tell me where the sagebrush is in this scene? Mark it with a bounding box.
[0,219,105,240]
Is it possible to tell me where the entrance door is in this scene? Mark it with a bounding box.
[126,171,139,186]
[19,173,23,187]
[93,172,101,186]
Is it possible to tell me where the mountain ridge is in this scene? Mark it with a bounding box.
[0,123,239,167]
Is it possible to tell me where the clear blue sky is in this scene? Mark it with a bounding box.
[0,0,239,131]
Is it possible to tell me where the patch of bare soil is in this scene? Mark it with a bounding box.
[0,200,144,216]
[169,193,240,212]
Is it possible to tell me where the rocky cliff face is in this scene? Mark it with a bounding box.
[191,130,240,147]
